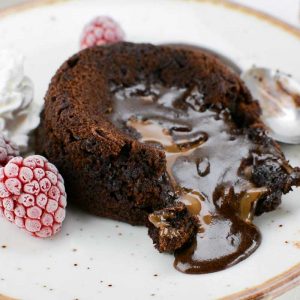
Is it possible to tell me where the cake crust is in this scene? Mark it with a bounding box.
[36,42,265,224]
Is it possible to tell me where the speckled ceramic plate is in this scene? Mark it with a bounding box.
[0,1,300,299]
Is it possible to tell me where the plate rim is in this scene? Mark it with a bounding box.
[0,1,300,299]
[1,0,300,38]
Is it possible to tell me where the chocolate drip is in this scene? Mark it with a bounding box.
[109,79,270,274]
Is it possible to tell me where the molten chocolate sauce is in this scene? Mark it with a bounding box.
[108,46,274,274]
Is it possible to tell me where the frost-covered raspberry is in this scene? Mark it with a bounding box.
[0,133,19,167]
[80,16,125,49]
[0,155,67,238]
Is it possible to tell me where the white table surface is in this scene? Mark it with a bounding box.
[233,0,300,28]
[0,0,300,299]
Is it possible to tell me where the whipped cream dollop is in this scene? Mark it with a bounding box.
[0,49,39,150]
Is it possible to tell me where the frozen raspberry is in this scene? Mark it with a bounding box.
[0,155,67,238]
[80,16,125,49]
[0,134,19,167]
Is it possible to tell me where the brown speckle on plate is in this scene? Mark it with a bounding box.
[293,241,300,248]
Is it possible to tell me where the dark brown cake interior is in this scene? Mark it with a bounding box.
[35,43,300,274]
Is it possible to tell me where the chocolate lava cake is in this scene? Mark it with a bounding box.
[35,42,300,273]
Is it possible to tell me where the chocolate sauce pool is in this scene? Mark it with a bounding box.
[108,46,271,274]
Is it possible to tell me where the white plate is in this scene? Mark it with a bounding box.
[0,1,300,299]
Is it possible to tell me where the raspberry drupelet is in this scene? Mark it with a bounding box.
[0,155,67,238]
[80,16,125,49]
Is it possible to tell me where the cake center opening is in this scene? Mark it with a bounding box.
[109,81,268,274]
